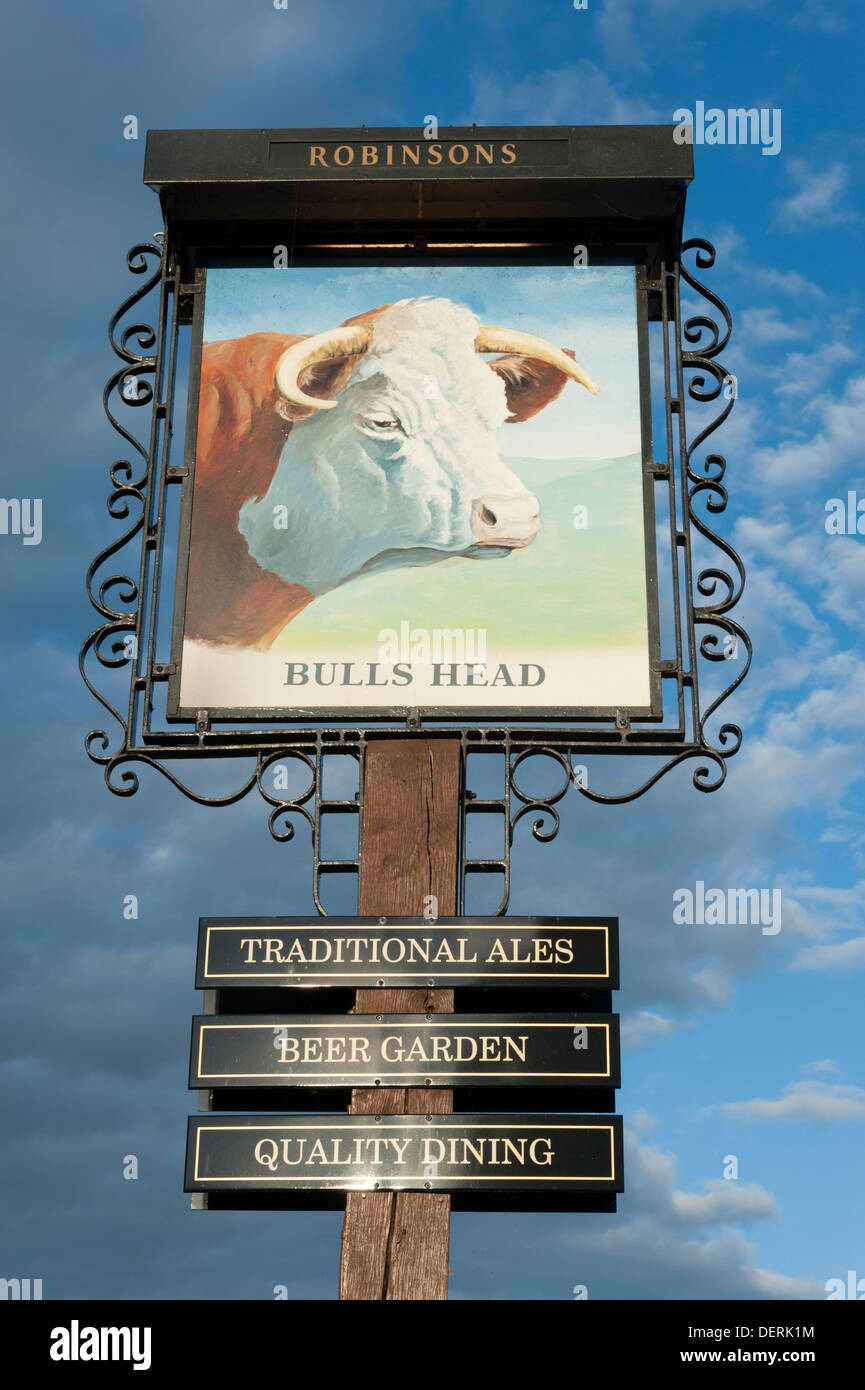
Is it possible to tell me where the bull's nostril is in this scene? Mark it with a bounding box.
[480,505,498,528]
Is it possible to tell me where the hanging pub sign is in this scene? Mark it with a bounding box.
[155,129,672,725]
[84,123,749,1259]
[189,1012,621,1088]
[83,125,748,904]
[195,916,618,990]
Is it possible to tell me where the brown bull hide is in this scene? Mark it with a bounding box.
[185,332,349,649]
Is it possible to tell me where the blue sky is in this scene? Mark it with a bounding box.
[1,0,864,1301]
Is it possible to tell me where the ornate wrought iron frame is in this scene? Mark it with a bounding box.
[81,233,749,914]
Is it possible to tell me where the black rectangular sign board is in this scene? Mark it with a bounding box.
[195,916,618,990]
[189,1013,620,1088]
[185,1113,624,1196]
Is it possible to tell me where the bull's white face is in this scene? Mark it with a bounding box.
[238,299,540,595]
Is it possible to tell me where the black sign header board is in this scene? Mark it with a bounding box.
[189,1013,620,1088]
[196,916,618,990]
[143,126,692,253]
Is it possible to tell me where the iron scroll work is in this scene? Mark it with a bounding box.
[81,234,749,914]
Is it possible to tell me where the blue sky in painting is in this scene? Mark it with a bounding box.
[1,0,863,1301]
[203,262,642,456]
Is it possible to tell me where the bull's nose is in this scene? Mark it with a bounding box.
[471,493,540,548]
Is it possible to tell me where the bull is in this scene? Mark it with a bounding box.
[185,297,597,649]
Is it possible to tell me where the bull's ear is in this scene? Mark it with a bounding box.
[275,355,360,421]
[488,350,580,423]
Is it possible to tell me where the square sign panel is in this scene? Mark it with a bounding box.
[172,262,657,721]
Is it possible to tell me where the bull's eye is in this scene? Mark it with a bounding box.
[365,416,401,432]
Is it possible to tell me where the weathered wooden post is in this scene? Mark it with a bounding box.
[340,739,460,1300]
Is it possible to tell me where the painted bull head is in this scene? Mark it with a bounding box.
[185,298,597,649]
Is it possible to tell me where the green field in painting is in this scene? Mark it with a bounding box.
[272,454,648,657]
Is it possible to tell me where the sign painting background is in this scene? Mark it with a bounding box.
[177,263,652,716]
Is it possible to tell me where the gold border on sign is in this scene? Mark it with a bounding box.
[191,1120,618,1184]
[194,1020,613,1081]
[201,923,611,982]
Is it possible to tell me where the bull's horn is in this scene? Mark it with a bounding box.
[274,325,371,411]
[475,326,599,395]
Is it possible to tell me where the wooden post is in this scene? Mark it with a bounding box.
[338,739,461,1301]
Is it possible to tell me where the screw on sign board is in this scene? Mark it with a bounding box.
[83,126,748,1299]
[195,917,619,989]
[185,1114,624,1214]
[189,1014,621,1089]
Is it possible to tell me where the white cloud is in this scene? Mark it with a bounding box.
[514,658,865,1022]
[739,306,809,343]
[689,221,826,300]
[752,266,826,300]
[778,890,865,952]
[698,395,761,462]
[723,552,833,697]
[819,820,860,844]
[465,62,657,126]
[750,373,865,486]
[690,965,733,1010]
[594,0,651,71]
[803,1059,840,1075]
[593,0,771,71]
[547,1132,820,1300]
[622,1011,694,1051]
[450,1127,820,1299]
[770,677,865,746]
[671,1179,777,1223]
[707,1080,865,1123]
[702,222,747,265]
[775,160,856,231]
[771,338,855,397]
[736,510,865,631]
[791,935,865,972]
[629,1108,660,1136]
